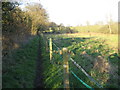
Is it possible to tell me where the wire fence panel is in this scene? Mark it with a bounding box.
[70,58,103,88]
[70,70,93,89]
[43,34,104,88]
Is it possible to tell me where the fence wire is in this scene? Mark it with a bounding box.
[70,57,103,88]
[70,70,93,89]
[43,35,103,88]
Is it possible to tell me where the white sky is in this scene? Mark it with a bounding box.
[20,0,119,26]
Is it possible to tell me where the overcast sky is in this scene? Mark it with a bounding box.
[20,0,119,26]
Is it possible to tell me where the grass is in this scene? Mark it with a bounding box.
[3,33,119,88]
[3,36,39,88]
[46,33,118,51]
[40,36,64,88]
[71,23,118,34]
[44,33,119,88]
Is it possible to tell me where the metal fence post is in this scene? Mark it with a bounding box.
[62,48,69,89]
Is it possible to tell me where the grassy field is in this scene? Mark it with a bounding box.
[71,23,118,34]
[2,33,119,88]
[43,33,119,88]
[47,33,118,51]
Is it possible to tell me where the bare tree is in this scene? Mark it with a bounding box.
[106,14,113,34]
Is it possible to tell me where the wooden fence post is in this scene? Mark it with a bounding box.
[62,48,69,89]
[49,38,52,61]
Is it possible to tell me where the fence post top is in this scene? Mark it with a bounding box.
[62,48,68,52]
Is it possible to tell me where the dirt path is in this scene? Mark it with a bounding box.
[34,37,44,88]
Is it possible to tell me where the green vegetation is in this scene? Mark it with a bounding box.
[44,22,78,34]
[2,1,49,88]
[43,34,119,88]
[2,1,119,89]
[71,22,118,34]
[2,1,49,58]
[46,33,118,49]
[3,33,119,88]
[3,36,39,88]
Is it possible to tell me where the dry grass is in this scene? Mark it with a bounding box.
[93,56,110,73]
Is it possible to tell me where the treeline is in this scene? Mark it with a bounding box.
[44,22,78,34]
[2,1,50,88]
[2,1,77,74]
[2,1,77,57]
[2,2,48,58]
[72,22,118,34]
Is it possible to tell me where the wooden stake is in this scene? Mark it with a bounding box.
[62,48,69,90]
[49,38,52,61]
[108,24,112,34]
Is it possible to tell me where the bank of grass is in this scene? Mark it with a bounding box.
[3,36,39,88]
[40,36,63,88]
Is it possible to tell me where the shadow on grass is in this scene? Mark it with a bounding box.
[54,37,119,88]
[2,36,39,88]
[105,53,119,88]
[43,57,63,88]
[34,36,44,88]
[42,36,119,88]
[53,37,94,49]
